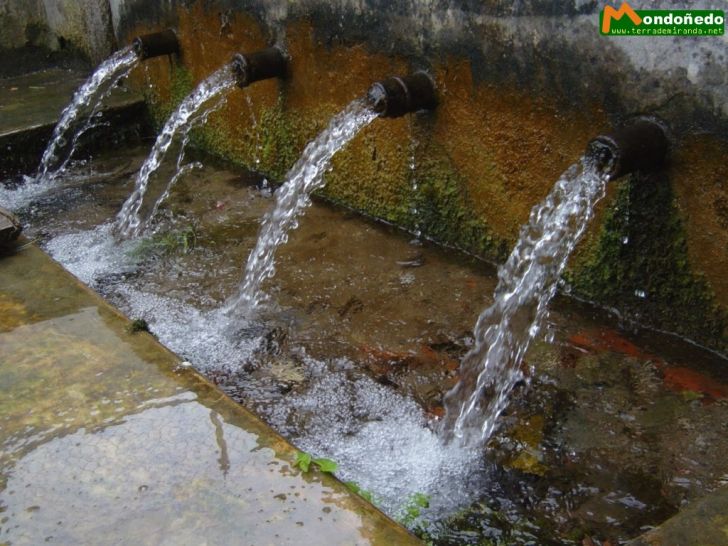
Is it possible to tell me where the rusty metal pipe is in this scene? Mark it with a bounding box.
[586,117,670,179]
[367,72,438,118]
[231,47,287,88]
[132,29,180,60]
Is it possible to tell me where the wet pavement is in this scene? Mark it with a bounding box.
[0,68,146,180]
[0,68,141,138]
[5,146,728,545]
[0,239,421,545]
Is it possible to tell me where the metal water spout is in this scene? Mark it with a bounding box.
[231,47,288,88]
[132,29,180,60]
[367,72,438,118]
[586,116,671,179]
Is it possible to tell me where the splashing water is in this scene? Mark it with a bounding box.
[43,213,487,523]
[37,46,140,182]
[227,98,377,313]
[441,155,611,447]
[115,66,236,237]
[144,96,225,227]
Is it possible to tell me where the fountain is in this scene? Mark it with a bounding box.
[115,46,288,238]
[440,117,671,448]
[227,71,437,314]
[35,31,180,184]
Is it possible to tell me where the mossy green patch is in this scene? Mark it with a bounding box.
[188,98,324,182]
[413,146,511,262]
[567,173,728,353]
[146,64,194,129]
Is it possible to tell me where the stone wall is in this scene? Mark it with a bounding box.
[0,0,115,65]
[83,1,728,351]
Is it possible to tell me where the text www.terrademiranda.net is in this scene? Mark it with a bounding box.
[609,26,723,35]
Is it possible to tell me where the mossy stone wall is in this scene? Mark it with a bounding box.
[114,0,728,354]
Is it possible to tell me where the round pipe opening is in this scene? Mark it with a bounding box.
[230,47,287,88]
[132,29,179,60]
[367,72,437,118]
[586,116,670,179]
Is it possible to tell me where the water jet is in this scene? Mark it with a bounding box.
[116,46,290,237]
[231,47,288,88]
[586,116,670,180]
[367,72,438,118]
[132,30,180,60]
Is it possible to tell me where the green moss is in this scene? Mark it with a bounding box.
[567,174,728,352]
[254,100,305,178]
[145,64,194,129]
[413,149,510,262]
[186,98,323,181]
[140,73,726,352]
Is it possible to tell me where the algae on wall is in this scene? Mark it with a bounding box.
[567,174,728,353]
[126,0,728,355]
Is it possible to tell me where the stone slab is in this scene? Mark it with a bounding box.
[0,239,420,546]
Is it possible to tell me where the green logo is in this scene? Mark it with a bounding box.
[600,2,725,36]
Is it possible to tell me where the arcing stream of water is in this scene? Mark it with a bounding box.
[441,155,612,447]
[226,98,378,313]
[37,46,140,182]
[115,66,236,237]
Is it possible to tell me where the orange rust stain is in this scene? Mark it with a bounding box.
[671,136,728,310]
[430,58,608,240]
[358,344,459,372]
[568,328,662,363]
[426,405,446,419]
[282,22,411,214]
[662,366,728,400]
[124,9,609,245]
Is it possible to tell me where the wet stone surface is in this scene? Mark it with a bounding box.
[0,240,420,545]
[0,68,140,138]
[4,146,728,545]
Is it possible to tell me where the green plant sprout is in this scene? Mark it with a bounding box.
[129,224,198,259]
[294,451,338,474]
[344,481,374,503]
[399,492,431,527]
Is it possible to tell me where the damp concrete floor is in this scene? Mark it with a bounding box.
[0,239,420,546]
[0,68,141,139]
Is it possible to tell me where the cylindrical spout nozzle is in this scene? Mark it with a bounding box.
[132,29,180,60]
[231,47,287,88]
[586,117,670,179]
[367,72,438,118]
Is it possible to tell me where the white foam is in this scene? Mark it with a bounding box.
[114,284,257,373]
[44,222,138,286]
[0,176,55,211]
[271,355,487,523]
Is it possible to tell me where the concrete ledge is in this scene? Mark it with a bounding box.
[629,486,728,546]
[0,68,149,179]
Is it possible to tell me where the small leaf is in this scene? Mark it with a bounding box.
[681,390,704,401]
[412,492,430,508]
[345,481,361,494]
[294,451,312,473]
[313,457,338,473]
[345,481,374,503]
